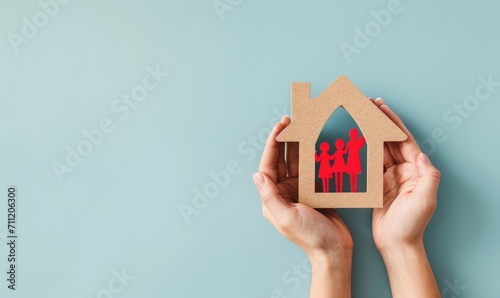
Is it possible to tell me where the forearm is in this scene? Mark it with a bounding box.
[380,242,440,298]
[308,250,352,298]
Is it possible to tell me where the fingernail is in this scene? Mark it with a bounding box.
[419,153,430,164]
[281,115,290,124]
[375,97,382,101]
[253,173,265,188]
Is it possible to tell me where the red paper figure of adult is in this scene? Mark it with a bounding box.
[330,139,347,193]
[345,128,366,192]
[314,142,334,192]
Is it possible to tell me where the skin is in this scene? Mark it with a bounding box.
[372,98,441,298]
[253,98,441,298]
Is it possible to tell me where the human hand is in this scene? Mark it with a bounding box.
[371,98,441,298]
[253,115,352,297]
[253,116,353,259]
[371,98,441,251]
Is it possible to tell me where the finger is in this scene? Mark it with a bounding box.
[387,142,405,164]
[253,172,292,220]
[286,142,299,178]
[382,170,399,205]
[259,116,291,183]
[375,98,421,163]
[368,97,375,103]
[413,153,441,203]
[277,141,287,181]
[383,143,397,170]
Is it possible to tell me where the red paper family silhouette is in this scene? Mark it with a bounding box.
[315,128,366,193]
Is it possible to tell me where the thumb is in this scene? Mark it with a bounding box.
[414,153,441,199]
[253,172,290,216]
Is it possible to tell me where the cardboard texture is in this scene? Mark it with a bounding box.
[276,75,407,208]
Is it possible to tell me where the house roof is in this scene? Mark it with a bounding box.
[276,75,407,144]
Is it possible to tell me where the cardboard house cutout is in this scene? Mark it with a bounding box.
[276,75,407,208]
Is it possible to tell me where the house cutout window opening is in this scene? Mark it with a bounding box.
[315,106,367,193]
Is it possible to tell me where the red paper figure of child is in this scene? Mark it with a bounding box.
[315,139,347,193]
[330,139,347,193]
[314,142,334,192]
[345,128,365,193]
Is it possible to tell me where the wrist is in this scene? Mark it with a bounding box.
[378,241,440,297]
[376,234,425,254]
[379,242,427,267]
[307,249,352,298]
[307,248,353,272]
[378,240,425,263]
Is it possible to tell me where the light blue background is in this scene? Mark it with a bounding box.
[1,0,499,297]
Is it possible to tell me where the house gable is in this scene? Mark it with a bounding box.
[276,75,407,144]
